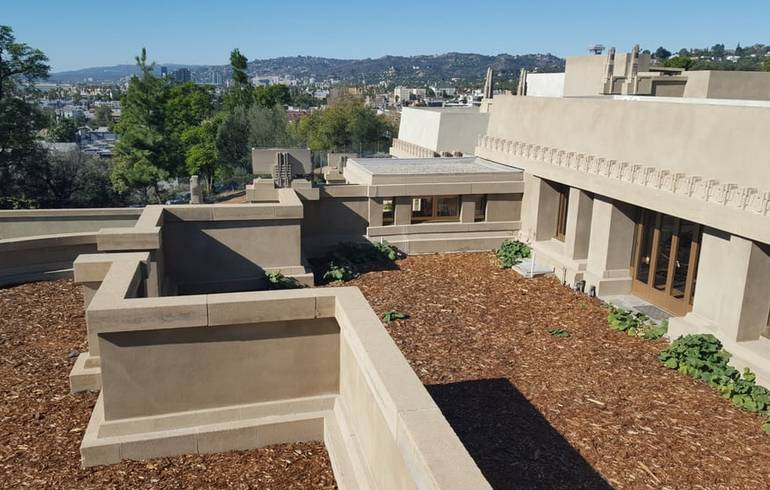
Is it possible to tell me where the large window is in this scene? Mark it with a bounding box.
[554,183,570,241]
[382,198,394,225]
[412,195,460,222]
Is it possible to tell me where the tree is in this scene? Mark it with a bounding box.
[654,47,671,60]
[215,106,251,172]
[735,43,744,57]
[711,43,726,58]
[182,119,219,189]
[764,58,770,72]
[678,48,689,57]
[0,25,50,99]
[93,105,113,128]
[112,48,171,202]
[663,56,694,70]
[247,105,294,148]
[165,81,215,175]
[224,48,253,110]
[254,84,291,108]
[48,116,77,142]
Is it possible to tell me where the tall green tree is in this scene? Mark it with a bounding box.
[111,48,171,202]
[254,84,291,108]
[215,106,251,172]
[93,105,113,128]
[0,26,50,207]
[224,49,253,110]
[48,116,78,142]
[0,25,50,99]
[182,118,219,189]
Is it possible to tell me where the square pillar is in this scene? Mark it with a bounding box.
[563,188,593,261]
[460,195,475,223]
[584,196,635,296]
[692,230,770,342]
[368,198,383,227]
[394,196,412,225]
[520,174,559,242]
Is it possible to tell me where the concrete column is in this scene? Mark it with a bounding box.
[394,196,412,225]
[368,198,383,227]
[584,196,636,295]
[460,195,475,223]
[520,174,559,242]
[563,188,593,261]
[692,230,770,342]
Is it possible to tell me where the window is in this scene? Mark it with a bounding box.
[554,184,570,241]
[382,198,394,225]
[474,195,487,222]
[411,195,460,222]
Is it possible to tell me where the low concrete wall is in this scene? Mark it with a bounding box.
[0,208,141,240]
[77,254,490,488]
[0,232,99,286]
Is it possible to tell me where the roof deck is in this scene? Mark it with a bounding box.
[344,156,522,185]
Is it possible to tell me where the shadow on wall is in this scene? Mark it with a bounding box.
[427,379,611,490]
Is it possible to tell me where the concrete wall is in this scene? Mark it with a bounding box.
[396,107,489,156]
[0,208,141,239]
[563,55,606,96]
[77,257,490,488]
[251,148,312,176]
[525,73,565,97]
[100,318,340,420]
[683,71,770,101]
[0,233,98,286]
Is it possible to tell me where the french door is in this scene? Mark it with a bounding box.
[631,209,701,316]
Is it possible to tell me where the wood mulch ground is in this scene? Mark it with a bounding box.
[0,280,336,490]
[328,252,770,490]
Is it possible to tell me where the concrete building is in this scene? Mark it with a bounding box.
[389,107,489,158]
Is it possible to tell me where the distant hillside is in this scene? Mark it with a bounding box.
[50,52,564,84]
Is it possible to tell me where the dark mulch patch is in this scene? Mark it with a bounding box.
[332,252,770,489]
[0,280,336,490]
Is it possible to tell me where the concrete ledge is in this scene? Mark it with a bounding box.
[368,220,520,238]
[70,353,101,392]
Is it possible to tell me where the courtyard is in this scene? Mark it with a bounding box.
[2,252,770,488]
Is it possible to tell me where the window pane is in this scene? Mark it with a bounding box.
[412,197,433,218]
[474,195,487,221]
[382,199,394,225]
[653,215,676,291]
[436,196,459,217]
[671,220,696,299]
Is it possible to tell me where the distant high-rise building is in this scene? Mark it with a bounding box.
[212,71,224,86]
[173,68,191,82]
[160,66,168,77]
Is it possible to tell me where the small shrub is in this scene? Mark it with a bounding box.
[382,310,408,322]
[548,328,570,337]
[323,260,357,282]
[495,240,530,269]
[607,305,667,340]
[660,334,770,435]
[265,271,301,290]
[373,240,402,261]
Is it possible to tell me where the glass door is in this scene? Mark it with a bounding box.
[631,209,701,316]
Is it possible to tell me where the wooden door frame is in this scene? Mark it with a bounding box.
[630,210,698,316]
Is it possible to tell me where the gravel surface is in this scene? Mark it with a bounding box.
[330,252,770,490]
[0,280,336,490]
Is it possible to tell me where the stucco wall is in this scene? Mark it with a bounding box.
[485,94,770,190]
[0,208,141,239]
[397,107,489,156]
[100,318,340,421]
[683,71,770,101]
[525,73,566,97]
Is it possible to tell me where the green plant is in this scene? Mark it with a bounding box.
[548,328,570,337]
[382,310,408,322]
[660,334,770,435]
[323,260,357,282]
[607,305,667,340]
[337,241,402,265]
[265,271,301,290]
[495,240,530,269]
[373,240,401,261]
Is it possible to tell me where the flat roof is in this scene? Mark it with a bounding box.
[348,156,520,176]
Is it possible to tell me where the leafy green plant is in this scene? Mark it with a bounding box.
[607,305,667,340]
[660,334,770,435]
[382,310,408,322]
[322,260,357,282]
[373,240,401,261]
[495,240,531,269]
[548,328,570,337]
[265,271,301,290]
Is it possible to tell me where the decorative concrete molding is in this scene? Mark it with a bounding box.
[479,136,770,217]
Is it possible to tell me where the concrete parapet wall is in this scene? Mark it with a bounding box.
[0,232,99,286]
[77,255,489,488]
[0,208,141,240]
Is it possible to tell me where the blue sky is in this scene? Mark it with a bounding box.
[4,0,769,72]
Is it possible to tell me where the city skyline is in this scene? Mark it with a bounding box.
[5,0,769,72]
